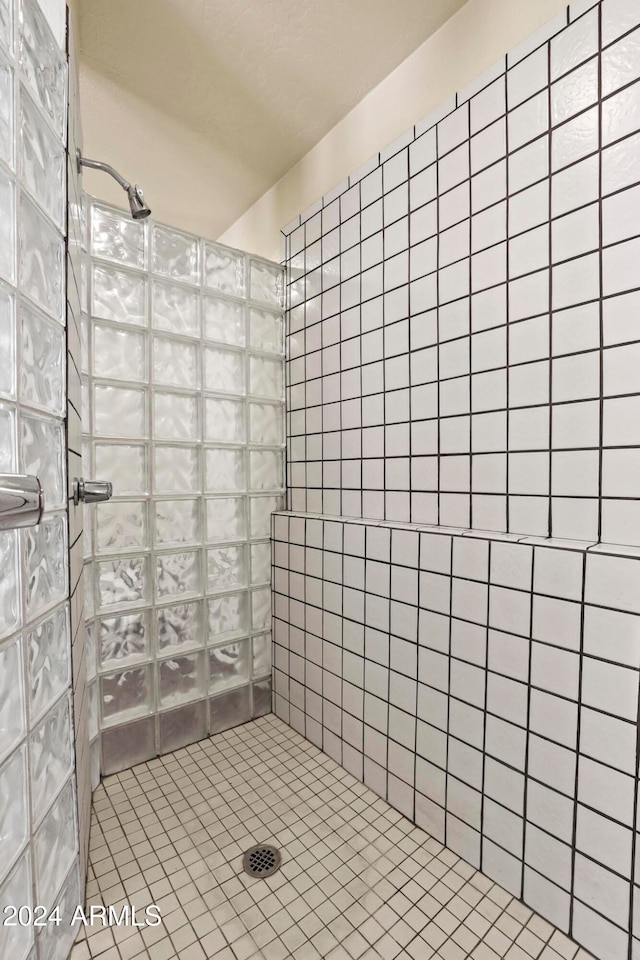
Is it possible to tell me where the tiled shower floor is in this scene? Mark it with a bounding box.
[71,715,594,960]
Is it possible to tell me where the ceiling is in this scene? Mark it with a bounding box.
[78,0,468,238]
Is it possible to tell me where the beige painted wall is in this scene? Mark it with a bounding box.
[219,0,569,261]
[77,60,259,242]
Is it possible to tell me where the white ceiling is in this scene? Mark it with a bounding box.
[78,0,468,237]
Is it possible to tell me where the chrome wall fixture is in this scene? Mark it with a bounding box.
[76,150,151,219]
[0,474,44,530]
[72,477,113,505]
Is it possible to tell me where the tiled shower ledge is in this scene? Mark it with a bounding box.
[275,510,640,559]
[71,715,594,960]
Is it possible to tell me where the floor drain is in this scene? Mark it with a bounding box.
[242,844,282,878]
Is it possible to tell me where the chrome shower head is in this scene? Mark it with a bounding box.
[77,150,152,220]
[127,184,151,220]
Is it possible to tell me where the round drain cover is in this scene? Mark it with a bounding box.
[242,844,282,878]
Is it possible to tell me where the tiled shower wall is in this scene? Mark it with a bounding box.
[272,515,640,960]
[81,202,285,774]
[283,0,640,547]
[0,1,83,959]
[276,1,640,959]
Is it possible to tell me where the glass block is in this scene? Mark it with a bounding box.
[250,496,280,538]
[209,684,251,734]
[204,397,245,443]
[20,413,65,509]
[82,439,91,475]
[80,257,88,313]
[84,564,94,618]
[20,301,65,414]
[0,165,15,283]
[250,259,284,308]
[0,53,12,176]
[80,313,88,373]
[154,391,198,440]
[34,0,65,48]
[101,715,155,774]
[152,223,198,283]
[92,264,147,326]
[158,600,202,654]
[204,345,245,395]
[251,542,271,584]
[205,447,245,492]
[95,443,146,496]
[252,586,271,632]
[101,665,152,723]
[94,384,146,438]
[88,679,97,739]
[0,401,16,472]
[203,294,245,346]
[250,449,284,490]
[206,497,246,544]
[153,445,199,494]
[159,650,204,707]
[253,677,272,718]
[37,862,80,960]
[18,0,66,136]
[209,637,249,693]
[0,745,27,877]
[84,620,97,682]
[153,335,199,388]
[30,693,73,818]
[93,323,146,382]
[98,556,148,609]
[23,517,66,619]
[207,545,247,592]
[208,592,249,643]
[19,85,65,227]
[155,499,200,546]
[19,194,63,321]
[249,402,283,446]
[249,356,283,399]
[152,279,198,337]
[96,500,147,554]
[83,504,93,559]
[0,532,19,641]
[203,242,245,296]
[81,377,90,432]
[249,306,284,354]
[86,621,97,681]
[99,610,148,667]
[0,0,13,58]
[156,550,201,599]
[28,604,70,722]
[90,203,145,269]
[0,854,33,960]
[0,284,14,399]
[252,633,271,678]
[159,700,206,755]
[35,777,77,909]
[90,736,100,787]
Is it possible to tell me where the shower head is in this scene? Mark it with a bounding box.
[77,150,151,220]
[127,184,151,220]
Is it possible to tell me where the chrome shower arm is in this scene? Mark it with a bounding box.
[76,149,151,220]
[76,150,131,190]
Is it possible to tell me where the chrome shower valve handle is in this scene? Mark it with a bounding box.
[72,477,113,505]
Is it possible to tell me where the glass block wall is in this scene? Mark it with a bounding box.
[82,198,285,773]
[0,1,83,959]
